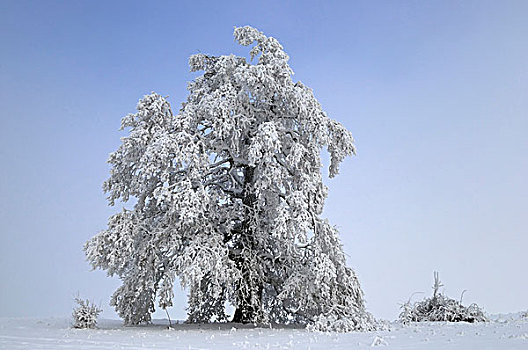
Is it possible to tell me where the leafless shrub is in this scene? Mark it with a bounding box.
[399,272,488,324]
[72,297,102,329]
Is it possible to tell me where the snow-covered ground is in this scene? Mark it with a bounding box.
[1,314,527,349]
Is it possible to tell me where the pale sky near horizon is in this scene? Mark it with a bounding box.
[1,0,527,321]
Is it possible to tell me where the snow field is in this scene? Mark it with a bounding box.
[1,314,527,349]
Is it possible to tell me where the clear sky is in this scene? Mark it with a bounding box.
[1,0,526,321]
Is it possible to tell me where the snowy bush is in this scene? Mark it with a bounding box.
[399,272,488,324]
[72,297,102,329]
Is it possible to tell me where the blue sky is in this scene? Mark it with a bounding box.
[1,0,526,321]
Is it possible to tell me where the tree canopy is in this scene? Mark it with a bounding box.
[86,26,375,331]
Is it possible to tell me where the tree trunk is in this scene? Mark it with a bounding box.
[232,286,262,323]
[231,166,262,323]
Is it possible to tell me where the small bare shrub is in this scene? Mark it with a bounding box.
[72,297,102,329]
[399,272,488,324]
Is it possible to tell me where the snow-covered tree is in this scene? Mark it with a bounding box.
[85,26,375,331]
